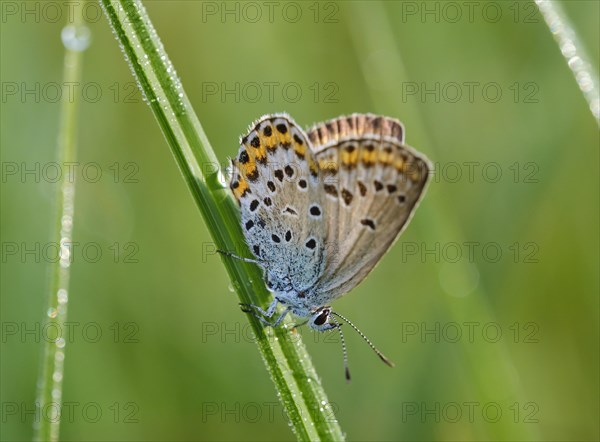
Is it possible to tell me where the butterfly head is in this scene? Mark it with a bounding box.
[309,306,337,332]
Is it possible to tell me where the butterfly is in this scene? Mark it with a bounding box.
[223,113,431,380]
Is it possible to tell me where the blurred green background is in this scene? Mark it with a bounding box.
[1,1,598,441]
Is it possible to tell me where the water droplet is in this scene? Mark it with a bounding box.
[51,388,62,400]
[47,308,58,318]
[61,215,73,232]
[59,243,71,261]
[61,25,91,52]
[58,289,68,304]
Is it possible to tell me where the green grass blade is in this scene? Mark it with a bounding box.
[33,4,90,441]
[99,1,345,440]
[535,0,599,126]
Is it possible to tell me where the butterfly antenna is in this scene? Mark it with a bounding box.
[330,315,351,382]
[331,312,395,368]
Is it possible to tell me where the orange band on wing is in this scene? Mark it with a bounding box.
[341,148,359,168]
[231,176,250,201]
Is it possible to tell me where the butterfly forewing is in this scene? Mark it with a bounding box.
[307,114,431,298]
[230,114,326,292]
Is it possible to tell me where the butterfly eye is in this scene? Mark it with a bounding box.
[313,309,330,326]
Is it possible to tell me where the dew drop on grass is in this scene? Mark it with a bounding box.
[51,388,61,400]
[61,215,73,233]
[57,289,68,304]
[61,25,91,52]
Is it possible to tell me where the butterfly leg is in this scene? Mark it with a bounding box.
[217,249,263,266]
[240,299,291,327]
[291,319,309,328]
[245,311,279,327]
[270,306,292,327]
[240,298,279,317]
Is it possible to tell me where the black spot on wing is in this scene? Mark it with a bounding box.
[358,181,367,196]
[324,184,338,197]
[309,205,322,217]
[360,219,376,230]
[239,150,249,164]
[341,189,353,206]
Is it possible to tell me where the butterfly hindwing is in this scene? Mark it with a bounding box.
[307,114,431,299]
